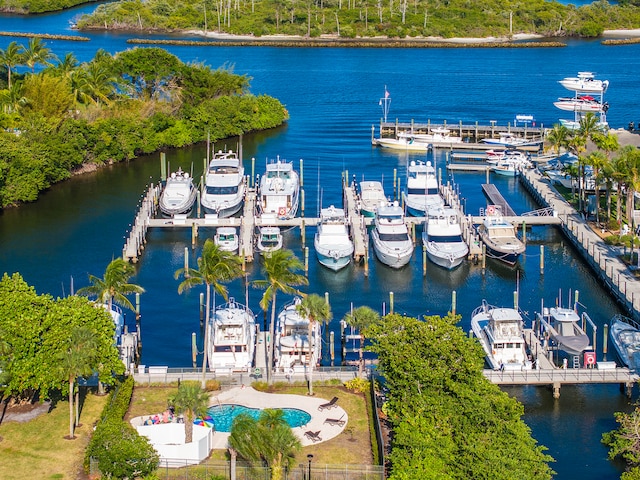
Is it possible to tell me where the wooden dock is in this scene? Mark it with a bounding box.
[343,179,368,262]
[481,184,517,216]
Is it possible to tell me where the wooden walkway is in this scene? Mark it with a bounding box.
[343,180,368,262]
[481,184,517,216]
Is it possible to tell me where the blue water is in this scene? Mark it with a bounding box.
[1,6,639,479]
[203,404,311,432]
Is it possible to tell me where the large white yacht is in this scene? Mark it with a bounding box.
[314,205,354,271]
[370,201,414,269]
[208,298,256,372]
[201,150,246,217]
[274,297,321,373]
[402,160,443,217]
[159,167,197,217]
[422,207,468,270]
[258,158,300,219]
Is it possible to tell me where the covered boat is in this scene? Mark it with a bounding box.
[537,306,590,357]
[610,314,640,372]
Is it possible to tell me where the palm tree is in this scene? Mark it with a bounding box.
[584,151,608,223]
[0,81,28,114]
[169,382,210,443]
[58,325,97,439]
[592,131,620,223]
[546,123,570,155]
[76,258,145,312]
[343,305,380,377]
[611,151,632,228]
[0,41,24,89]
[52,52,79,80]
[229,409,301,480]
[21,37,56,73]
[295,293,332,395]
[252,249,308,384]
[175,239,243,387]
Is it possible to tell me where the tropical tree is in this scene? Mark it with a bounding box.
[0,81,28,114]
[58,325,97,439]
[343,305,380,377]
[584,150,607,223]
[546,123,570,155]
[175,239,243,387]
[252,249,308,384]
[52,52,79,80]
[77,257,145,312]
[295,293,332,395]
[602,405,640,478]
[169,381,210,443]
[0,41,24,88]
[229,409,301,480]
[21,37,56,73]
[611,150,632,226]
[592,131,620,222]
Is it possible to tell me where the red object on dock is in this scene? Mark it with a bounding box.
[584,351,596,367]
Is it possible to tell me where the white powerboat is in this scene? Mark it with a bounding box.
[422,207,468,270]
[485,149,528,165]
[492,156,532,177]
[256,226,282,255]
[471,301,532,371]
[559,72,609,94]
[274,297,321,373]
[357,181,387,218]
[397,127,463,146]
[159,168,197,217]
[370,201,414,269]
[201,150,246,217]
[477,206,525,265]
[259,158,300,219]
[214,227,239,254]
[536,305,590,357]
[610,314,640,372]
[554,96,608,113]
[314,206,354,271]
[402,160,444,217]
[375,135,432,152]
[482,133,543,148]
[208,298,256,372]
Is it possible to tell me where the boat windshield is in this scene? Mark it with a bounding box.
[407,187,439,195]
[430,234,463,243]
[378,233,409,242]
[206,185,239,195]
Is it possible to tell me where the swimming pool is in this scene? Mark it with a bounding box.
[204,404,311,432]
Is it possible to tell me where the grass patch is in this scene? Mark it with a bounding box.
[0,392,108,480]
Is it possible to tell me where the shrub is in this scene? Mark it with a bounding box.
[205,379,221,392]
[344,377,369,393]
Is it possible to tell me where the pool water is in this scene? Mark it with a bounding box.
[204,404,311,432]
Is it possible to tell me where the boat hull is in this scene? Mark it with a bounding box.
[201,199,244,218]
[371,234,413,268]
[316,252,352,271]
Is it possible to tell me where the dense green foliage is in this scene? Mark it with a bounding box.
[366,313,554,479]
[0,272,124,400]
[84,376,160,478]
[0,44,288,208]
[75,0,640,39]
[0,0,96,14]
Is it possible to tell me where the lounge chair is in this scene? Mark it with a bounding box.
[324,414,346,427]
[318,396,339,411]
[304,430,322,442]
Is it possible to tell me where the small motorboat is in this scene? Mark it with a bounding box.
[397,127,463,146]
[357,181,386,218]
[559,72,609,94]
[610,314,640,372]
[159,168,197,217]
[256,226,282,255]
[554,96,608,113]
[477,206,525,265]
[214,227,239,254]
[536,306,591,357]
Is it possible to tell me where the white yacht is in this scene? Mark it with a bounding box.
[374,136,432,152]
[256,226,282,255]
[159,168,197,217]
[357,181,386,218]
[208,298,256,372]
[201,150,246,217]
[559,72,609,94]
[402,160,443,217]
[610,314,640,372]
[536,305,590,357]
[314,205,354,271]
[477,206,525,265]
[397,127,463,146]
[274,297,321,373]
[422,207,468,270]
[214,227,239,254]
[554,96,607,113]
[471,301,532,371]
[370,201,414,269]
[259,158,300,219]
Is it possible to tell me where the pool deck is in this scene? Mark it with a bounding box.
[209,386,347,448]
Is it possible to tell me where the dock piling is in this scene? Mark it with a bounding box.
[451,290,457,316]
[299,158,304,187]
[304,246,309,275]
[184,247,189,274]
[603,323,609,361]
[422,244,427,277]
[389,291,394,315]
[540,245,545,274]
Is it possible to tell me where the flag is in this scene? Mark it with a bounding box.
[385,89,390,98]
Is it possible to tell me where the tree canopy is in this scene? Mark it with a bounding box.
[366,313,554,479]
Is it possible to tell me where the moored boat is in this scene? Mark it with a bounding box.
[422,207,468,270]
[370,201,414,269]
[559,72,609,94]
[397,127,463,146]
[476,206,525,265]
[374,135,432,152]
[536,305,591,357]
[402,160,444,216]
[214,227,239,254]
[471,301,532,371]
[609,314,640,372]
[274,297,322,373]
[482,133,543,148]
[201,150,246,217]
[553,96,608,113]
[314,205,354,271]
[208,298,256,372]
[259,158,300,219]
[256,226,283,255]
[159,167,198,217]
[357,181,387,217]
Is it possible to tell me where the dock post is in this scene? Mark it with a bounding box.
[398,177,402,206]
[364,249,369,277]
[325,291,330,305]
[575,290,580,307]
[301,219,306,250]
[411,222,416,244]
[513,290,518,310]
[184,247,189,274]
[299,158,304,187]
[389,292,394,315]
[451,290,457,316]
[540,245,544,274]
[196,190,201,218]
[485,166,490,184]
[393,169,397,201]
[191,222,198,248]
[330,331,335,366]
[251,157,255,187]
[603,323,608,361]
[192,332,197,368]
[304,246,309,275]
[199,292,205,324]
[160,152,167,182]
[553,383,561,399]
[341,320,346,362]
[522,221,526,244]
[482,244,486,275]
[422,244,427,277]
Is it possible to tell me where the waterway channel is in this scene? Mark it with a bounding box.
[0,4,639,478]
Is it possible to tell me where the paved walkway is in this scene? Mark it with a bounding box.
[208,387,347,449]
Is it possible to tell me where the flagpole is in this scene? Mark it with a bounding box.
[379,85,391,123]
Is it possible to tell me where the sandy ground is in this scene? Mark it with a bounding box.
[0,400,51,424]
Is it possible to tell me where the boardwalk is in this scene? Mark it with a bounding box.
[481,184,517,216]
[343,180,369,262]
